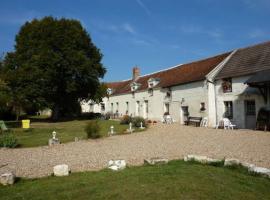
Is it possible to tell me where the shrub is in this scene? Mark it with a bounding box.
[132,117,147,128]
[0,133,18,148]
[103,112,112,120]
[85,120,101,139]
[120,115,132,125]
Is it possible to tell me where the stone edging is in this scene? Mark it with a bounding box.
[184,154,270,178]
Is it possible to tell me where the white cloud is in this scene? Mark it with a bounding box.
[122,23,136,34]
[179,24,223,39]
[136,0,152,16]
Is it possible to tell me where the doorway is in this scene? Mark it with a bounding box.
[245,100,256,129]
[180,106,189,124]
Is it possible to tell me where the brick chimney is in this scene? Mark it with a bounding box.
[132,66,140,80]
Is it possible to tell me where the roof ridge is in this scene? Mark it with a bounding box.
[237,40,270,51]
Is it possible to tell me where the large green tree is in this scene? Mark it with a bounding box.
[3,17,106,120]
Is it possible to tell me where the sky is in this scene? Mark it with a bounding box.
[0,0,270,81]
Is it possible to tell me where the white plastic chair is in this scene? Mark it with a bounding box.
[223,118,236,130]
[200,117,208,127]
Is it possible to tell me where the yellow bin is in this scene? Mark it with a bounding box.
[22,120,30,129]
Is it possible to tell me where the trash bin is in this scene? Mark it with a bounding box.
[22,120,30,129]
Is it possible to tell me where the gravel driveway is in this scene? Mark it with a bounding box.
[1,123,270,178]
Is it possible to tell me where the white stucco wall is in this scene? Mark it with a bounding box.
[92,88,170,121]
[215,75,266,129]
[170,80,208,123]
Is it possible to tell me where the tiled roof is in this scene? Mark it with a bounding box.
[106,52,230,96]
[216,41,270,79]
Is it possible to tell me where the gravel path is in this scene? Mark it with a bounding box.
[1,123,270,178]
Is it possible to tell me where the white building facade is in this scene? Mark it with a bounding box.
[82,41,270,130]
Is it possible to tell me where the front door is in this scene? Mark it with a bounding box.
[245,100,256,129]
[180,106,189,124]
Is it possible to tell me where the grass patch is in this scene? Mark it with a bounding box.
[1,120,131,148]
[0,160,269,200]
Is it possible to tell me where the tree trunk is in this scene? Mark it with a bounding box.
[51,105,60,121]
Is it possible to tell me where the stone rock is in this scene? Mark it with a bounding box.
[206,158,223,164]
[184,155,208,163]
[144,158,169,165]
[249,166,270,178]
[0,172,15,186]
[108,160,126,171]
[53,164,70,176]
[240,162,255,170]
[224,158,240,166]
[48,138,60,146]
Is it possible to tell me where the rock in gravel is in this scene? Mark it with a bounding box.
[144,158,169,165]
[0,172,15,186]
[108,160,126,171]
[53,164,70,176]
[224,158,240,166]
[205,158,223,164]
[249,166,270,178]
[240,162,255,170]
[184,155,208,163]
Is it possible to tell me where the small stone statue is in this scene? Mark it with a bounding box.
[140,122,145,129]
[127,122,134,133]
[48,131,60,146]
[108,125,115,136]
[52,131,57,139]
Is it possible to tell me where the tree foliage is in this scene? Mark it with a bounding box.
[3,17,106,120]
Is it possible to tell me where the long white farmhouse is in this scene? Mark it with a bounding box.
[81,41,270,129]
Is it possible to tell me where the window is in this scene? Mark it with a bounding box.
[111,103,114,113]
[136,101,140,116]
[222,78,232,93]
[148,88,153,96]
[224,101,233,119]
[126,102,129,114]
[132,92,135,98]
[101,103,105,111]
[200,102,206,112]
[116,102,119,112]
[164,103,170,114]
[245,101,256,116]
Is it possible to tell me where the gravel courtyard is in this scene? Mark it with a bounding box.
[1,123,270,178]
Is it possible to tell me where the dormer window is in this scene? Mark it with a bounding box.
[107,88,113,95]
[130,82,141,92]
[148,78,160,88]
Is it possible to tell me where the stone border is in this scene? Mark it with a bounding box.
[184,154,270,178]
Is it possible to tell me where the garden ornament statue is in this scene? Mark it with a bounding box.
[140,122,145,129]
[52,131,57,139]
[110,126,114,135]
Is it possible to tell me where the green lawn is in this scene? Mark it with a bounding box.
[0,160,269,200]
[6,120,129,148]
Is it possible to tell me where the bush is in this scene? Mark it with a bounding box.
[132,117,147,128]
[100,112,112,120]
[84,120,101,139]
[120,115,132,125]
[0,133,18,148]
